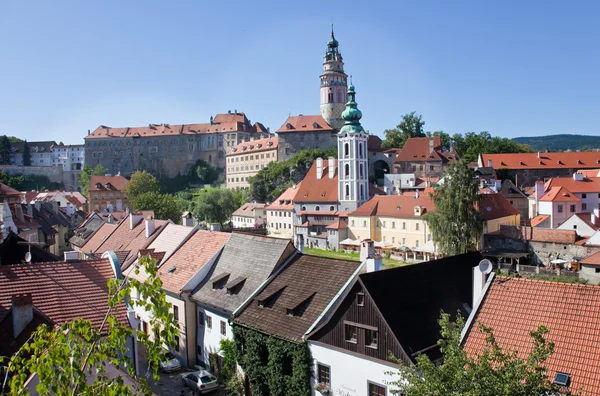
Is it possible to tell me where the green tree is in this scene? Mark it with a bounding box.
[125,170,160,200]
[0,135,12,165]
[381,112,426,149]
[390,312,562,396]
[425,159,483,255]
[22,140,31,166]
[79,164,107,195]
[7,136,23,144]
[194,188,237,226]
[195,159,221,185]
[1,255,179,395]
[232,188,251,209]
[426,131,451,148]
[131,191,180,223]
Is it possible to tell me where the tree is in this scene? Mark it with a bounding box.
[390,312,562,396]
[125,171,160,200]
[22,140,31,166]
[131,192,180,223]
[1,255,179,395]
[425,159,483,255]
[381,112,426,149]
[194,188,237,226]
[195,159,221,185]
[0,135,12,165]
[426,131,451,149]
[79,164,107,195]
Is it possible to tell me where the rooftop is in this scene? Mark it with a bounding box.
[481,152,600,170]
[349,194,434,218]
[294,160,339,203]
[268,182,302,210]
[89,175,129,192]
[276,115,333,133]
[227,136,278,156]
[546,175,600,194]
[394,137,459,164]
[478,193,520,221]
[539,186,581,202]
[232,202,268,218]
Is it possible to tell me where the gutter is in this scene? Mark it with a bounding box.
[459,272,495,344]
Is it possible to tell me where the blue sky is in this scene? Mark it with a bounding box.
[1,0,598,144]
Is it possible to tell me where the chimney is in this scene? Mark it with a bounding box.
[429,139,434,153]
[107,214,114,224]
[328,157,335,179]
[366,253,383,273]
[534,180,544,216]
[296,235,304,253]
[472,259,492,308]
[480,179,485,189]
[182,212,194,227]
[64,251,79,262]
[209,223,221,232]
[129,212,143,230]
[487,159,492,168]
[573,172,583,181]
[316,157,324,180]
[145,216,155,238]
[12,294,33,338]
[360,239,375,262]
[87,129,90,136]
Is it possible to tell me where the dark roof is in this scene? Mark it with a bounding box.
[0,232,60,265]
[499,179,528,199]
[234,254,361,342]
[0,306,54,357]
[359,252,482,361]
[192,234,294,314]
[10,141,57,154]
[69,217,105,248]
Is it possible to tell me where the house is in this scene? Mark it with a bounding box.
[231,202,267,228]
[498,179,529,221]
[267,182,302,239]
[226,136,278,189]
[0,183,24,204]
[191,234,295,369]
[544,173,600,213]
[8,141,56,167]
[536,186,581,228]
[23,202,71,255]
[79,222,118,257]
[557,212,600,237]
[579,251,600,284]
[69,213,105,254]
[462,275,600,395]
[0,232,60,265]
[128,229,231,368]
[88,175,130,212]
[308,251,484,396]
[382,173,438,195]
[478,151,600,186]
[479,193,521,234]
[393,137,459,178]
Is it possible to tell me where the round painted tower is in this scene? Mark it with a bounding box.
[320,26,348,131]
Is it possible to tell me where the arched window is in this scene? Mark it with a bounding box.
[328,89,333,102]
[344,143,349,157]
[360,184,365,200]
[359,143,363,158]
[315,206,320,212]
[345,184,350,199]
[330,205,335,211]
[301,205,306,211]
[344,164,350,179]
[359,163,364,178]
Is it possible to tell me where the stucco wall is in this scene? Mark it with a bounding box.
[196,306,233,367]
[0,165,63,184]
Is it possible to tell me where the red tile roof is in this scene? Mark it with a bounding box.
[325,220,348,230]
[268,182,303,210]
[89,175,129,192]
[276,115,333,133]
[232,202,267,217]
[531,214,550,227]
[294,160,339,203]
[463,276,600,395]
[0,183,23,199]
[0,259,128,332]
[546,176,600,194]
[478,193,520,221]
[227,136,278,156]
[349,194,434,218]
[481,152,600,170]
[393,137,459,164]
[81,223,118,253]
[577,169,600,177]
[158,229,230,293]
[539,186,580,202]
[581,251,600,265]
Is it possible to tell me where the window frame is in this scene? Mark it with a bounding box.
[317,363,331,385]
[367,381,387,396]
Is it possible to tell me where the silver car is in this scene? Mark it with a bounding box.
[181,370,219,394]
[159,352,182,373]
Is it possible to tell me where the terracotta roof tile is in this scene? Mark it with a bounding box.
[0,183,23,199]
[294,160,339,203]
[80,223,118,253]
[546,176,600,194]
[227,136,278,156]
[577,169,600,177]
[325,220,348,230]
[393,137,459,164]
[478,193,520,221]
[268,182,303,210]
[232,202,267,218]
[349,194,434,218]
[89,175,129,192]
[581,251,600,265]
[540,186,580,202]
[276,115,333,133]
[463,276,600,395]
[531,214,550,227]
[481,152,600,170]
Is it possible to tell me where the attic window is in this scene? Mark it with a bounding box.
[225,276,247,295]
[577,160,583,164]
[396,205,401,210]
[558,160,564,165]
[168,267,176,273]
[519,161,525,165]
[285,292,316,317]
[501,161,507,166]
[313,122,320,129]
[539,161,544,165]
[212,272,231,289]
[257,286,286,309]
[286,123,293,129]
[553,372,571,387]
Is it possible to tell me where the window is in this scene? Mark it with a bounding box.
[392,221,396,229]
[365,329,378,348]
[430,165,434,171]
[363,221,367,227]
[207,315,212,329]
[351,220,355,227]
[317,363,330,385]
[402,222,406,230]
[368,382,386,396]
[402,238,406,245]
[383,221,386,228]
[582,193,587,198]
[344,323,357,343]
[220,320,227,336]
[174,336,180,352]
[583,203,587,210]
[570,204,576,212]
[419,165,423,171]
[557,205,563,213]
[198,311,204,326]
[356,293,364,306]
[415,240,419,247]
[173,305,179,321]
[392,237,395,243]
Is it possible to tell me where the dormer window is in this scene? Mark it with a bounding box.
[286,123,293,129]
[414,206,421,216]
[313,122,320,129]
[95,183,102,189]
[212,272,231,290]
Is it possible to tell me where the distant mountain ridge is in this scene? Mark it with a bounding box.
[512,134,600,152]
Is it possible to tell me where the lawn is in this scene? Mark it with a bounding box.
[304,248,411,269]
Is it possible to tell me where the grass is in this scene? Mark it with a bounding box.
[304,248,412,269]
[495,270,586,284]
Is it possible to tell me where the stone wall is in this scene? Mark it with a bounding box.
[277,131,337,161]
[0,165,63,184]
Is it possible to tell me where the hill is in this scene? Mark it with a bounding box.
[512,134,600,152]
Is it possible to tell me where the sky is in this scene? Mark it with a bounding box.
[1,0,599,144]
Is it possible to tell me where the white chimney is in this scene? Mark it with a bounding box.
[573,172,583,181]
[328,157,335,179]
[296,235,304,253]
[316,157,323,180]
[537,151,541,159]
[591,212,597,226]
[12,294,33,338]
[480,179,485,189]
[129,212,143,230]
[360,239,375,262]
[366,254,383,273]
[429,139,434,152]
[145,216,155,238]
[487,159,492,168]
[182,212,194,227]
[64,251,79,262]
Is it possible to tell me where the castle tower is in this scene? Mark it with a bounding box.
[320,26,348,131]
[338,84,369,212]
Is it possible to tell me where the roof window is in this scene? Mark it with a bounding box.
[553,372,571,387]
[212,272,231,289]
[257,286,286,309]
[168,267,176,273]
[285,292,316,317]
[225,276,247,295]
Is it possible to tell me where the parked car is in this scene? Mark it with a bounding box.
[159,351,181,373]
[181,370,218,394]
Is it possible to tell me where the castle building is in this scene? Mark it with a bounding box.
[226,136,278,189]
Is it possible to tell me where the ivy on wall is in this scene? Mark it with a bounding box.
[233,324,313,396]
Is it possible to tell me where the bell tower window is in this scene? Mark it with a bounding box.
[344,143,349,157]
[345,164,350,179]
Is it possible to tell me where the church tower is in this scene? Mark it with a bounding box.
[320,26,348,131]
[338,84,369,212]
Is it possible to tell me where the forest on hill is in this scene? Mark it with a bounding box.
[513,134,600,152]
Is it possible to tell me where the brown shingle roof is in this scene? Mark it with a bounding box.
[463,276,600,395]
[89,175,129,192]
[481,152,600,170]
[349,194,434,218]
[158,230,231,293]
[294,160,339,203]
[234,254,361,341]
[268,182,303,210]
[0,259,128,332]
[227,136,278,156]
[276,115,333,133]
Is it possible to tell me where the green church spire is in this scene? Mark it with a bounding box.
[339,83,366,135]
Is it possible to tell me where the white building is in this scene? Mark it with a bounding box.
[9,141,56,167]
[267,182,302,239]
[51,143,85,171]
[231,202,267,228]
[557,211,600,237]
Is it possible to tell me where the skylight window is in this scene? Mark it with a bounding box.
[554,372,571,387]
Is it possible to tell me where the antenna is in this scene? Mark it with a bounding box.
[478,259,493,274]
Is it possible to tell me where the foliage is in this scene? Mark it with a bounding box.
[248,148,337,203]
[158,160,223,194]
[513,134,600,152]
[0,255,179,395]
[22,140,31,166]
[381,112,426,149]
[0,135,12,165]
[125,171,161,200]
[232,188,251,209]
[219,338,237,385]
[195,159,221,185]
[3,173,63,191]
[79,164,108,195]
[233,325,313,396]
[425,159,483,255]
[130,191,180,223]
[7,136,23,143]
[193,188,237,226]
[389,312,563,396]
[225,375,245,396]
[451,131,533,163]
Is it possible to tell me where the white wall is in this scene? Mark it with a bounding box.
[196,306,233,366]
[309,342,400,396]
